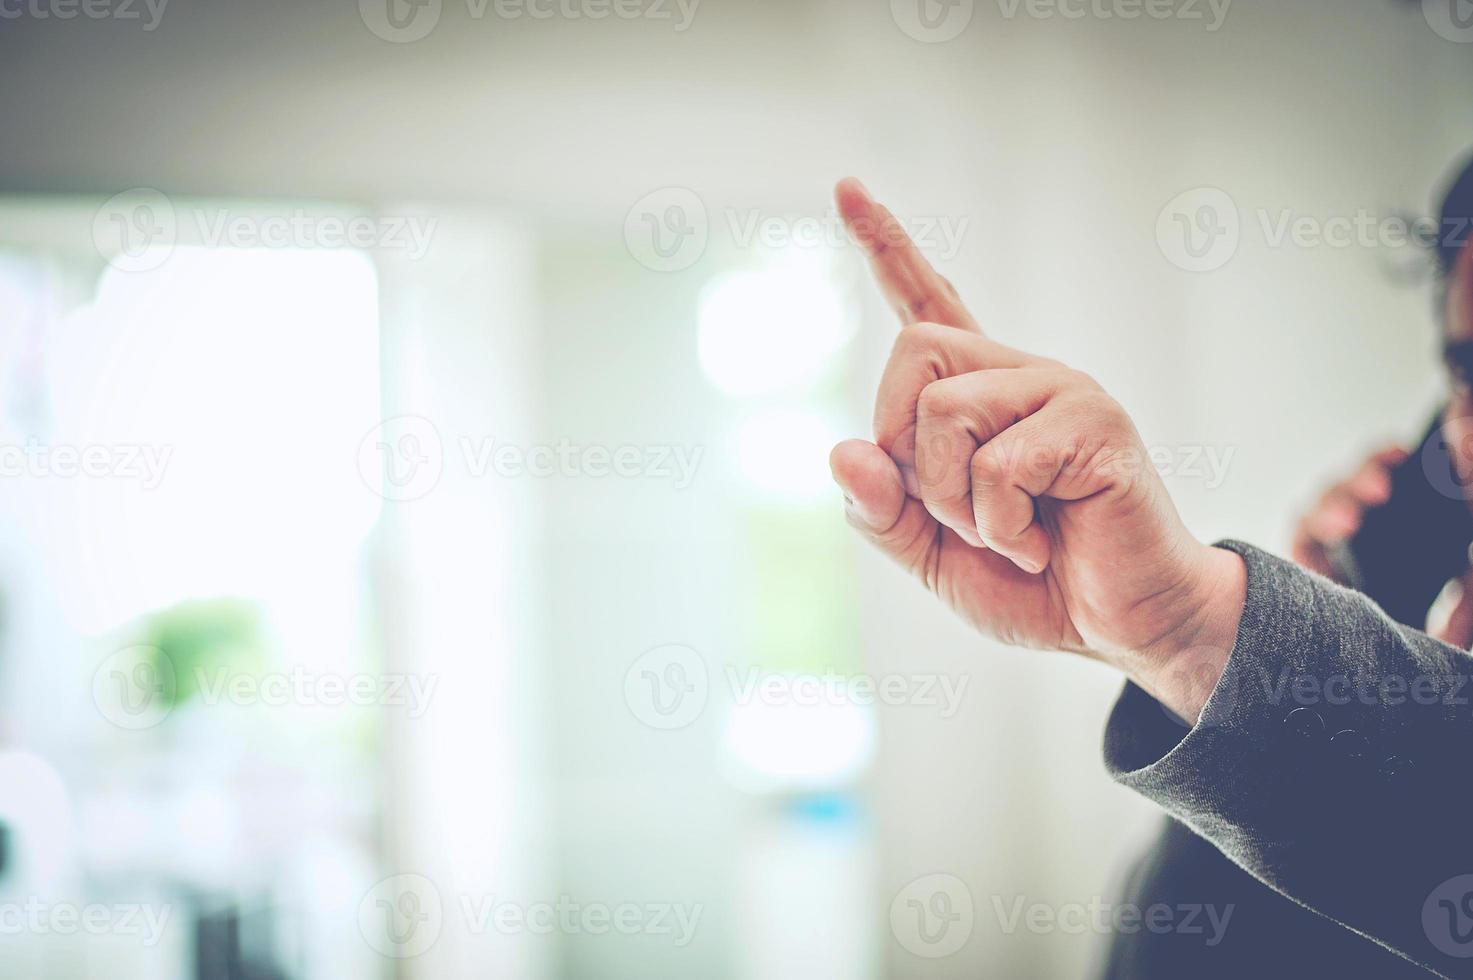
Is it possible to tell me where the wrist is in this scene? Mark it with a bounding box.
[1130,544,1248,723]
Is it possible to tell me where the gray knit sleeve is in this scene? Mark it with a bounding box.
[1104,540,1473,978]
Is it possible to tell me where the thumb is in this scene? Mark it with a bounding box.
[830,439,904,531]
[830,439,941,571]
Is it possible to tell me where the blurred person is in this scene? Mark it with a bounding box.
[829,152,1473,979]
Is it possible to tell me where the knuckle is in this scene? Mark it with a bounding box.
[889,325,951,383]
[893,321,945,357]
[970,443,1009,486]
[1063,367,1104,392]
[1092,393,1132,432]
[916,378,954,421]
[917,431,960,485]
[891,325,922,359]
[1068,389,1125,438]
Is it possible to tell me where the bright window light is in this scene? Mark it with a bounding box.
[721,694,875,794]
[42,247,382,641]
[697,259,852,397]
[733,408,841,503]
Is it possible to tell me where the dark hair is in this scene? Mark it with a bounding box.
[1436,150,1473,278]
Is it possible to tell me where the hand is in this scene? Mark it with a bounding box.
[1427,567,1473,649]
[828,178,1246,720]
[1289,445,1408,581]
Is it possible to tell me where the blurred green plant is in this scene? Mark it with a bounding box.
[134,598,266,707]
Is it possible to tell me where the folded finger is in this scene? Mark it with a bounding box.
[875,322,1046,496]
[912,368,1073,549]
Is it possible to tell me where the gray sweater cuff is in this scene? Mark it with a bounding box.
[1102,539,1473,977]
[1103,539,1324,833]
[1104,538,1454,813]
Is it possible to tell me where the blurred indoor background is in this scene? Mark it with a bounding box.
[0,0,1471,976]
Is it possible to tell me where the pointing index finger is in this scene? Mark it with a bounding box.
[835,177,980,333]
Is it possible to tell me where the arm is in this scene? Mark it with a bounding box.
[829,178,1473,977]
[1108,540,1473,978]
